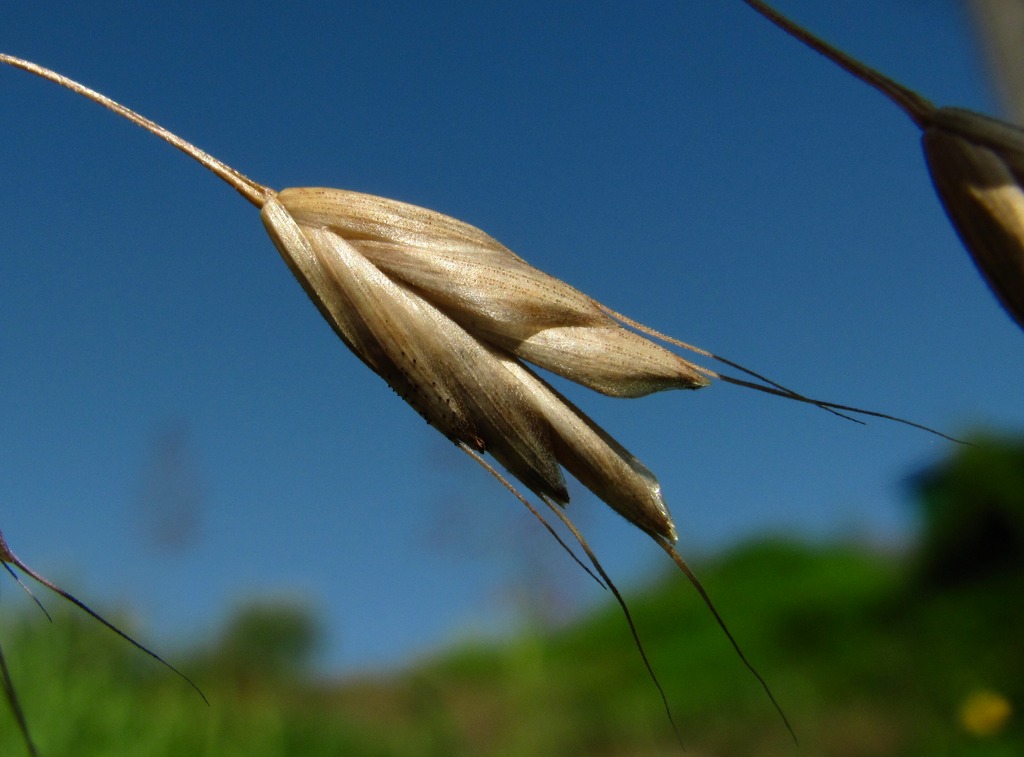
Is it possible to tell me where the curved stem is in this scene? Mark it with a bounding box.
[0,638,38,757]
[1,53,273,208]
[741,0,936,128]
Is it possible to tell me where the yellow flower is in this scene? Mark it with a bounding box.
[959,689,1012,737]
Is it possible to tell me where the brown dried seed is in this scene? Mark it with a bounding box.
[924,129,1024,327]
[280,187,711,396]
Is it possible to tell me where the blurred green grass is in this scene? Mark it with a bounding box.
[2,435,1021,755]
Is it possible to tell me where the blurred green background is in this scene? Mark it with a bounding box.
[2,435,1021,755]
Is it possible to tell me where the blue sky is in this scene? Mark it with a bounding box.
[2,1,1021,677]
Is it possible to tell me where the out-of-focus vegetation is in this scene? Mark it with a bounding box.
[1,436,1021,755]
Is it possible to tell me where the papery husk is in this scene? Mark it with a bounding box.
[262,195,677,539]
[278,187,711,396]
[924,127,1024,327]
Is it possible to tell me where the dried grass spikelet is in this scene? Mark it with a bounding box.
[2,52,960,745]
[743,0,1024,333]
[263,187,708,539]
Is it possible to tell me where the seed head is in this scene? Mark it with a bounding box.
[262,189,685,539]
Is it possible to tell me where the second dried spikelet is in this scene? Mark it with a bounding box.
[743,0,1024,332]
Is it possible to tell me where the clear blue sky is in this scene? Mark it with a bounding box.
[2,1,1021,677]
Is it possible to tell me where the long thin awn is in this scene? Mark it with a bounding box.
[1,528,207,755]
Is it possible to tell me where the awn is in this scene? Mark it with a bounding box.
[1,529,206,756]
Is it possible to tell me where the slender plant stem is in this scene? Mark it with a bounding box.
[0,54,273,208]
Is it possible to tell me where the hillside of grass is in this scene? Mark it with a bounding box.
[327,537,1021,756]
[1,436,1021,755]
